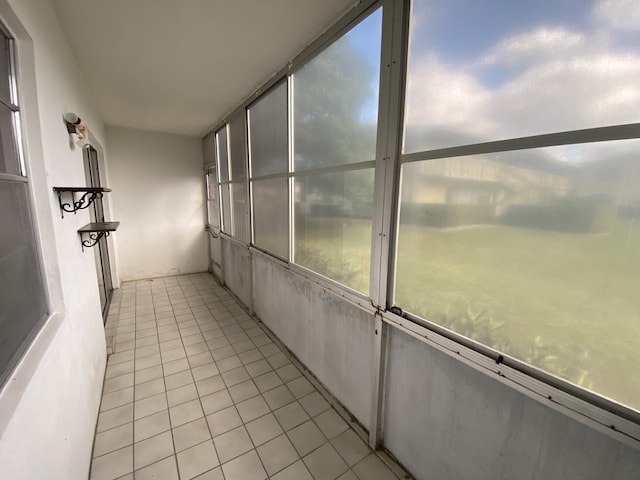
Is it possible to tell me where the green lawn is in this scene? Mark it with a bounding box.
[297,216,640,411]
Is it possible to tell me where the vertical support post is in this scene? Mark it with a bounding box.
[368,0,409,449]
[370,312,389,448]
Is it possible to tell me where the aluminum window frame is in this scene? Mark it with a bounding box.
[247,79,290,261]
[0,22,48,390]
[387,0,640,433]
[200,0,640,445]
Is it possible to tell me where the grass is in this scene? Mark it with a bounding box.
[296,215,640,411]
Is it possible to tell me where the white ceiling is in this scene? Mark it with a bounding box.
[52,0,356,136]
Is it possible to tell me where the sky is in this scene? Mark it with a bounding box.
[403,0,640,162]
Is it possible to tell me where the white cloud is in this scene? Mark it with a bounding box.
[593,0,640,32]
[404,53,493,137]
[478,27,585,66]
[404,26,640,153]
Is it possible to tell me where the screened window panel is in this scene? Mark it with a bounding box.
[0,104,19,175]
[293,8,382,171]
[0,180,47,386]
[216,127,229,182]
[395,139,640,412]
[252,177,288,259]
[221,183,232,234]
[202,132,215,166]
[232,182,248,243]
[206,171,220,229]
[249,82,288,177]
[0,33,11,104]
[403,0,640,154]
[294,168,374,294]
[229,115,246,181]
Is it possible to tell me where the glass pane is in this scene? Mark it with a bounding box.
[252,177,288,259]
[232,182,248,243]
[216,126,229,183]
[202,132,215,166]
[0,33,12,104]
[0,180,47,386]
[294,168,374,294]
[249,82,288,177]
[221,184,232,234]
[0,105,19,175]
[293,8,382,171]
[403,0,640,154]
[395,139,640,412]
[229,115,246,181]
[206,171,220,229]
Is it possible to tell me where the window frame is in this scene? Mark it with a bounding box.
[0,7,66,438]
[199,0,640,441]
[247,79,290,261]
[388,0,640,430]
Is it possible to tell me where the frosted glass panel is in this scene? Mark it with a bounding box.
[252,177,288,259]
[216,127,229,182]
[232,182,248,243]
[249,82,288,177]
[0,104,18,175]
[403,0,640,153]
[206,171,220,229]
[229,115,246,181]
[202,132,215,166]
[294,168,374,294]
[0,33,11,104]
[221,184,232,234]
[0,180,47,385]
[293,8,382,171]
[395,139,640,411]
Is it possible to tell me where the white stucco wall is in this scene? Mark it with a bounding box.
[107,126,207,281]
[0,0,109,479]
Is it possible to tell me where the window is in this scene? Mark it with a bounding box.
[291,7,382,294]
[394,0,640,413]
[248,81,289,259]
[229,115,248,243]
[214,117,249,243]
[402,0,640,153]
[0,26,47,387]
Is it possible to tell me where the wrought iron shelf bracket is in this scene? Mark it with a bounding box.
[78,222,120,251]
[53,187,112,218]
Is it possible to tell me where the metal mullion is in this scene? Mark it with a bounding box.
[242,112,251,246]
[0,96,18,111]
[290,159,375,178]
[368,0,410,450]
[288,75,295,263]
[400,122,640,165]
[0,172,27,182]
[225,125,235,237]
[250,171,289,182]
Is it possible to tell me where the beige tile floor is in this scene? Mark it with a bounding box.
[91,273,401,480]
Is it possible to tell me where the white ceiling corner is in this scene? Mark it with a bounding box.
[51,0,355,136]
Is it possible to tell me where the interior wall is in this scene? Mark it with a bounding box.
[252,254,374,429]
[107,126,207,281]
[384,328,640,480]
[0,0,109,478]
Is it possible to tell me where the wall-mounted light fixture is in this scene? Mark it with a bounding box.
[64,112,87,139]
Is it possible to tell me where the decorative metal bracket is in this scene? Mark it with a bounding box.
[53,187,112,218]
[78,222,120,251]
[81,231,111,250]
